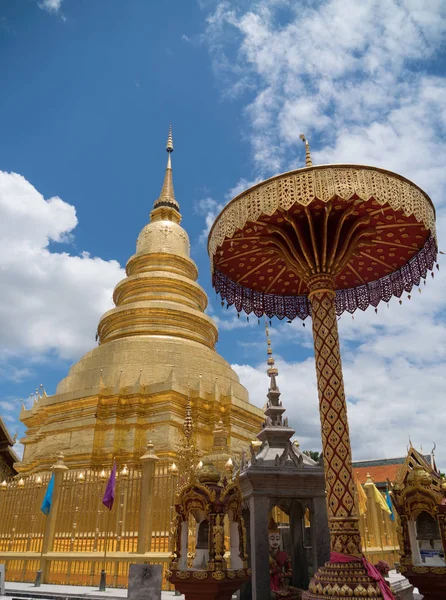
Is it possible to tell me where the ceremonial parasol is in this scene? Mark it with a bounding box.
[208,137,437,599]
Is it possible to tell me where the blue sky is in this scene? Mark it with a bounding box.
[1,0,445,465]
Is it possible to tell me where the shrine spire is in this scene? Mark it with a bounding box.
[265,317,278,391]
[152,125,180,213]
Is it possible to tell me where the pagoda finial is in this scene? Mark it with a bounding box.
[264,317,278,388]
[152,126,179,213]
[299,134,313,167]
[166,124,174,153]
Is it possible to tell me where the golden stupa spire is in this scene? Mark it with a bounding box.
[152,125,180,213]
[299,133,313,167]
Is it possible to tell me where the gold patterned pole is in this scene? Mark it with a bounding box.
[308,275,361,556]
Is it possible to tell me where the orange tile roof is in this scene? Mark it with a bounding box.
[354,464,401,487]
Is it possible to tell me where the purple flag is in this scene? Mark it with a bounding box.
[102,462,116,510]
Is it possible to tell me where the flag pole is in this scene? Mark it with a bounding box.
[35,476,45,587]
[35,537,44,587]
[99,459,117,592]
[37,468,58,587]
[99,509,112,591]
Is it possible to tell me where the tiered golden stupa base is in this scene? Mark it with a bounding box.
[304,561,383,599]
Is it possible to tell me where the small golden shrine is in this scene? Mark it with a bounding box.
[391,449,446,600]
[167,460,250,600]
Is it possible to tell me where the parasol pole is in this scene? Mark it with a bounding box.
[307,274,362,556]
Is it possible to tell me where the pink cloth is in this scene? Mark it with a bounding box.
[330,552,395,600]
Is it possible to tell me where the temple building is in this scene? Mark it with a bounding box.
[0,417,18,480]
[353,448,437,492]
[17,129,263,474]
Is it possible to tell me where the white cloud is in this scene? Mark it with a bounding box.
[202,1,446,467]
[38,0,63,13]
[194,196,225,242]
[0,172,124,373]
[193,180,263,245]
[203,0,446,175]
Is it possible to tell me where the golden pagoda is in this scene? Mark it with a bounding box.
[17,128,263,473]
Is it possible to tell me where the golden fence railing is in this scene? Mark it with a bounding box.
[0,474,50,554]
[52,465,141,554]
[151,462,176,553]
[0,452,176,589]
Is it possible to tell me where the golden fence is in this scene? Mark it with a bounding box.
[0,473,49,555]
[0,457,177,589]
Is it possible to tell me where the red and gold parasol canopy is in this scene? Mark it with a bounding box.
[208,164,437,320]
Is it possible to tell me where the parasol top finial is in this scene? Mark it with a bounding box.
[299,133,313,167]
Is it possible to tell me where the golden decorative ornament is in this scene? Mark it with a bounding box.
[192,571,208,580]
[224,457,234,472]
[176,571,191,579]
[197,460,220,484]
[211,571,225,581]
[412,566,429,574]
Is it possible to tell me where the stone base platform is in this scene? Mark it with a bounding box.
[3,582,182,600]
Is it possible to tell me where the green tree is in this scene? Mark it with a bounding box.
[303,450,320,463]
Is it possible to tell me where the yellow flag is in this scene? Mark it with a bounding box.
[372,482,391,515]
[355,478,368,516]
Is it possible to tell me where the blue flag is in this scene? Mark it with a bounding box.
[41,473,55,516]
[386,490,395,521]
